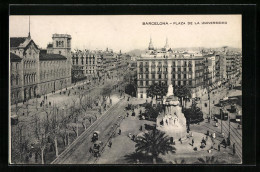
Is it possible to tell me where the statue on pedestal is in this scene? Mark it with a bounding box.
[156,84,187,140]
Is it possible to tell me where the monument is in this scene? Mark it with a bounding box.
[156,84,187,140]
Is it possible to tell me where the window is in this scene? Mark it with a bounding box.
[189,67,192,71]
[146,81,149,86]
[140,81,143,86]
[158,68,161,72]
[172,67,175,72]
[183,81,186,85]
[165,68,168,72]
[152,74,155,79]
[146,74,148,79]
[159,74,161,79]
[184,74,187,79]
[178,81,181,86]
[178,68,181,71]
[146,68,148,72]
[178,74,181,78]
[189,81,192,85]
[165,74,168,79]
[140,68,143,72]
[173,74,175,79]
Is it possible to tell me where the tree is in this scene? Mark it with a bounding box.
[174,85,191,108]
[170,159,186,164]
[195,156,226,164]
[147,83,167,103]
[135,129,176,164]
[183,102,204,124]
[144,103,163,120]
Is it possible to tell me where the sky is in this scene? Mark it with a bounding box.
[9,15,242,52]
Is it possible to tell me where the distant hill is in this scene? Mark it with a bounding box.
[127,49,146,56]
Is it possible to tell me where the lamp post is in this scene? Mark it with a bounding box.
[228,115,231,139]
[220,107,223,134]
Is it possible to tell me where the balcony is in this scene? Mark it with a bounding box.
[157,71,162,74]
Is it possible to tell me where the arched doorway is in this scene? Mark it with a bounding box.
[34,86,37,97]
[24,88,27,100]
[29,87,32,99]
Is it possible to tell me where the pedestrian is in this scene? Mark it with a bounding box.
[139,125,142,131]
[213,132,216,139]
[218,144,220,151]
[179,138,182,144]
[191,138,194,146]
[227,137,231,146]
[126,112,129,117]
[108,141,112,148]
[118,129,121,135]
[49,102,51,106]
[207,130,209,136]
[132,135,135,141]
[206,135,208,141]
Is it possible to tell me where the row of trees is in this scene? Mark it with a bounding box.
[146,83,191,108]
[11,84,114,164]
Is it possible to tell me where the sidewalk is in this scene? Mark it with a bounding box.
[11,80,101,109]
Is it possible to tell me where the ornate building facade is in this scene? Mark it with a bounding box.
[71,50,103,83]
[10,34,72,104]
[10,36,40,104]
[136,38,205,99]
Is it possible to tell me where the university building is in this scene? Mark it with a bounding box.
[10,33,72,104]
[136,38,205,99]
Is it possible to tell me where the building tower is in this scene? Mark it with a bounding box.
[52,34,72,57]
[164,37,169,50]
[52,34,72,85]
[148,36,154,50]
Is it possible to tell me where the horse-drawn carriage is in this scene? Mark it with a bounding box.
[89,131,103,157]
[89,140,103,157]
[91,131,100,143]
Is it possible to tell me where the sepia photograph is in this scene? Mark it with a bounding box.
[9,14,242,165]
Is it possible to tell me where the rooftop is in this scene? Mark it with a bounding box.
[10,37,27,47]
[10,53,22,61]
[39,50,67,61]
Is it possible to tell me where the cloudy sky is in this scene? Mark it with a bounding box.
[9,15,242,52]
